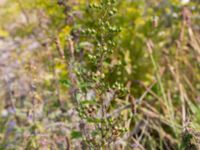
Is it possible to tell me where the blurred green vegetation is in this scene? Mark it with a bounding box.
[0,0,200,149]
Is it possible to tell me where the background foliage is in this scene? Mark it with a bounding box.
[0,0,200,149]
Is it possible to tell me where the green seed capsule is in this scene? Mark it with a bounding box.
[89,4,93,8]
[109,11,114,16]
[91,29,96,34]
[107,2,111,5]
[112,8,117,13]
[105,21,110,27]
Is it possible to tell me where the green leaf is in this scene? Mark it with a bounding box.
[71,130,82,139]
[86,117,102,123]
[80,100,96,105]
[91,130,99,137]
[59,79,71,87]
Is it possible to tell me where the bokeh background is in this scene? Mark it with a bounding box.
[0,0,199,149]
